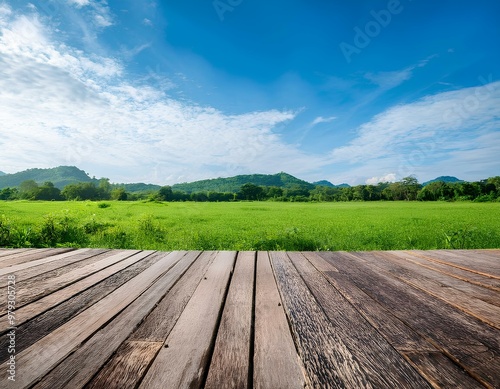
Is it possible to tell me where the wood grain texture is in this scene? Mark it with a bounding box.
[411,250,500,279]
[130,251,214,342]
[0,250,161,331]
[1,248,109,283]
[2,250,148,312]
[0,248,97,276]
[288,251,430,388]
[84,251,209,389]
[0,248,32,258]
[0,248,73,267]
[270,251,369,388]
[33,251,198,389]
[253,251,306,389]
[2,248,498,388]
[205,251,255,389]
[139,251,236,389]
[87,341,163,389]
[360,251,500,326]
[393,251,500,295]
[15,251,185,388]
[303,251,484,388]
[0,248,53,262]
[0,251,165,364]
[320,251,500,388]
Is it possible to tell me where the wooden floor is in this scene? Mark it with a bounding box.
[0,249,499,388]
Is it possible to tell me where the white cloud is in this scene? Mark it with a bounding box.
[366,173,396,185]
[0,9,325,184]
[143,18,152,26]
[331,79,500,183]
[364,68,413,89]
[67,0,113,29]
[67,0,91,8]
[311,116,337,126]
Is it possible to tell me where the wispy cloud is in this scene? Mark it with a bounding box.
[0,7,325,183]
[364,55,436,90]
[67,0,113,29]
[311,116,337,126]
[331,79,500,183]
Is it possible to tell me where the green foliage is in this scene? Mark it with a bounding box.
[0,201,498,251]
[111,188,128,200]
[443,226,478,249]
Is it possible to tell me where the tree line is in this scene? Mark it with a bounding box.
[1,176,499,202]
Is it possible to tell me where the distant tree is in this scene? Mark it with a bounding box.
[19,180,39,199]
[62,182,101,200]
[34,182,62,200]
[239,183,265,201]
[0,187,18,200]
[157,186,173,201]
[111,188,128,201]
[266,186,284,199]
[98,178,111,199]
[190,192,208,202]
[400,176,421,201]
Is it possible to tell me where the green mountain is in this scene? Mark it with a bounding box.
[423,176,463,186]
[0,166,345,194]
[172,172,315,193]
[0,166,93,189]
[313,180,334,187]
[0,171,5,176]
[312,180,350,188]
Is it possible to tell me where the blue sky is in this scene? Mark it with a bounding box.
[0,0,499,185]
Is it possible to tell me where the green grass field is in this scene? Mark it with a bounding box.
[1,201,499,251]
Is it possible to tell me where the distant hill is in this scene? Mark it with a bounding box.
[313,180,334,187]
[423,176,463,186]
[0,166,93,189]
[0,171,5,176]
[172,172,315,193]
[312,180,350,188]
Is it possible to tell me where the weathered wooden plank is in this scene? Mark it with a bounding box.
[270,251,369,388]
[8,250,147,310]
[138,251,236,389]
[0,248,53,264]
[0,248,96,275]
[0,250,160,333]
[14,251,186,388]
[205,251,255,389]
[319,251,500,388]
[0,248,107,282]
[86,251,212,389]
[357,251,500,329]
[86,341,163,389]
[412,250,500,279]
[253,251,306,389]
[405,351,484,389]
[288,251,431,388]
[130,251,214,342]
[397,251,500,294]
[0,248,74,268]
[0,251,165,364]
[303,251,483,388]
[33,251,200,389]
[0,248,33,259]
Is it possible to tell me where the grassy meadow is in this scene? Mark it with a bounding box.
[1,200,499,251]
